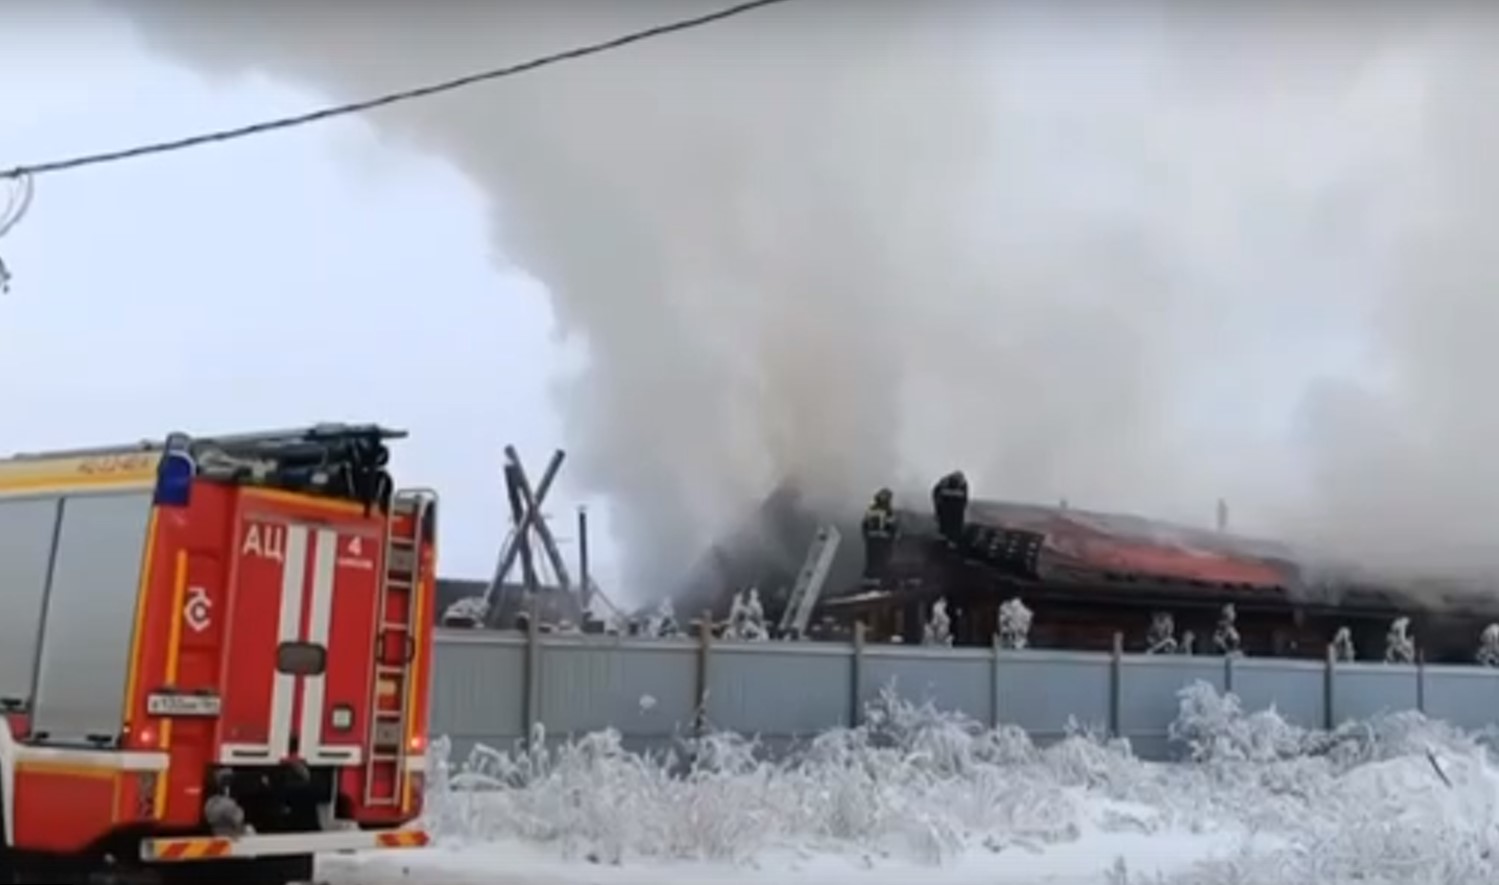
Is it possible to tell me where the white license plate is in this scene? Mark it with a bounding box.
[147,692,222,718]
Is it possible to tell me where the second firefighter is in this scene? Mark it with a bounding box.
[861,488,899,584]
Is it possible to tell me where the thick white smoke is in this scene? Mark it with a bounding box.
[93,1,1499,592]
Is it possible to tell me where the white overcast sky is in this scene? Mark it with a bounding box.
[6,4,1426,598]
[0,12,617,588]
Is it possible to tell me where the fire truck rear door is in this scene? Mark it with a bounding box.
[295,526,382,766]
[218,510,381,766]
[219,515,307,763]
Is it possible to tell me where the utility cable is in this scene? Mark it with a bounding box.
[0,0,795,182]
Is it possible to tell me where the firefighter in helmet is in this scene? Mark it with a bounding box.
[931,469,969,546]
[861,487,899,584]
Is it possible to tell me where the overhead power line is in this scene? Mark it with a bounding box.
[0,0,795,182]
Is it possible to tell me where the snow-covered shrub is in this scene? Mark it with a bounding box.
[1385,616,1416,664]
[1331,626,1356,662]
[723,589,768,641]
[423,678,1499,882]
[440,595,488,627]
[639,599,681,638]
[1179,629,1197,655]
[1213,603,1242,656]
[1146,612,1178,654]
[997,597,1032,649]
[1478,624,1499,667]
[1169,680,1312,764]
[922,598,952,647]
[426,685,1123,863]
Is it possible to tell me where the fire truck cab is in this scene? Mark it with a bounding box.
[0,424,437,884]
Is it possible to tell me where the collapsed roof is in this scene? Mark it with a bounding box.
[670,487,1499,619]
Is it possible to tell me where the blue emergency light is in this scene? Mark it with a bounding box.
[153,432,196,507]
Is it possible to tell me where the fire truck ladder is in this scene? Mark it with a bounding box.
[777,525,842,638]
[364,487,437,808]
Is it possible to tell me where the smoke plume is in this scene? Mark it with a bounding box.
[94,1,1499,592]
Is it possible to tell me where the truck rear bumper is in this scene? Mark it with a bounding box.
[140,828,429,862]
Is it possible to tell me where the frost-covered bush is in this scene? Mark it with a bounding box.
[723,589,769,641]
[1169,680,1312,763]
[997,597,1032,649]
[639,599,681,638]
[1331,626,1356,662]
[1385,616,1416,664]
[424,686,1139,864]
[423,680,1499,883]
[1479,624,1499,667]
[1146,612,1178,655]
[440,595,488,627]
[922,598,953,647]
[1151,682,1499,885]
[1213,603,1242,655]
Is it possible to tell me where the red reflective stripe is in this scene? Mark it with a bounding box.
[150,837,232,861]
[156,841,189,860]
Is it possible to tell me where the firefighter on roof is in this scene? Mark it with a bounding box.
[861,487,899,584]
[932,469,969,545]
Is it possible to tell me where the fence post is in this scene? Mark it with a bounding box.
[850,621,866,727]
[1416,648,1426,714]
[1224,650,1235,694]
[990,631,1002,730]
[694,610,713,738]
[1109,632,1124,738]
[1323,643,1336,730]
[522,604,541,749]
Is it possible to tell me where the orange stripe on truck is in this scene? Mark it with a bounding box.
[121,509,162,732]
[152,550,192,816]
[376,830,430,849]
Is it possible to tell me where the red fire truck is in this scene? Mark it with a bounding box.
[0,424,437,884]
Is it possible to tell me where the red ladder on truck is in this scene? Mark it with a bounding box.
[364,488,436,807]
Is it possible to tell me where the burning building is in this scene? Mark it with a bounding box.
[671,485,1499,665]
[436,447,1499,664]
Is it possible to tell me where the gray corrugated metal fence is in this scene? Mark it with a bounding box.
[430,628,1499,761]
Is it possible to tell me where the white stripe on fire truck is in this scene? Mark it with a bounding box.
[267,524,309,759]
[297,528,338,761]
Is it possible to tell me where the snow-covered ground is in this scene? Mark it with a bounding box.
[335,683,1499,884]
